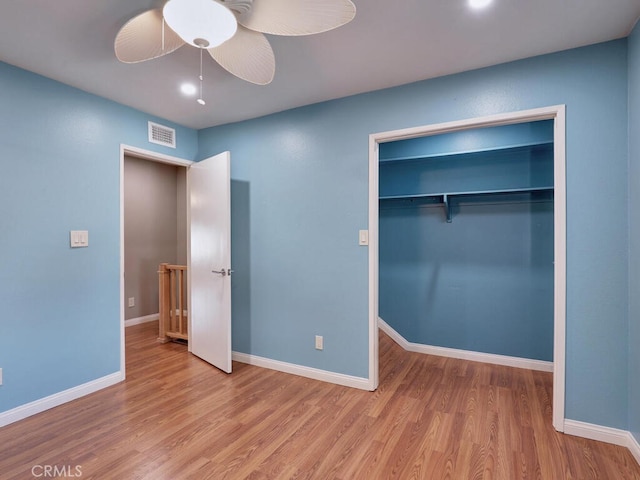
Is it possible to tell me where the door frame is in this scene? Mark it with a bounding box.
[119,144,193,377]
[367,105,567,431]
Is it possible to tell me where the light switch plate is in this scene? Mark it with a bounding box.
[359,229,369,246]
[70,230,89,248]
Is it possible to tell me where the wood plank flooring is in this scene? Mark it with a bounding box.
[1,321,639,479]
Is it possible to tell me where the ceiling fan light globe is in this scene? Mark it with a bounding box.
[468,0,493,9]
[163,0,237,48]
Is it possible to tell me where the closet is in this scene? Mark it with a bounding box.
[378,120,554,361]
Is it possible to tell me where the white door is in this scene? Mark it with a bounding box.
[188,151,232,373]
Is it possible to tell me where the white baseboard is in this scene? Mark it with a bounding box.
[378,317,554,372]
[561,421,640,467]
[564,420,640,466]
[125,313,159,327]
[563,419,629,447]
[232,352,372,391]
[0,371,124,428]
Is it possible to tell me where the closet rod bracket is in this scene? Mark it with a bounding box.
[443,194,452,223]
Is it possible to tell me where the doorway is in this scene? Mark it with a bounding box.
[368,105,567,431]
[119,145,194,376]
[123,155,188,329]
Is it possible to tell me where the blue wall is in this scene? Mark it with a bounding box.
[199,39,630,428]
[628,22,640,444]
[199,112,371,377]
[378,122,554,361]
[380,201,554,360]
[0,62,198,413]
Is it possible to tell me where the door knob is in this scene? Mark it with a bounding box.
[227,269,234,276]
[211,269,227,276]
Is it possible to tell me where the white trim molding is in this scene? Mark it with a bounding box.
[564,419,640,466]
[125,313,159,327]
[232,352,372,391]
[368,136,380,392]
[0,372,124,428]
[121,144,193,167]
[564,420,640,465]
[563,419,630,446]
[378,318,554,372]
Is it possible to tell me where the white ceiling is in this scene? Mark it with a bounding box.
[1,0,639,130]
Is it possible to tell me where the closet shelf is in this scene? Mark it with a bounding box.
[379,186,554,223]
[378,141,553,163]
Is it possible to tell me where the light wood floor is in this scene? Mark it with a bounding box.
[1,321,639,479]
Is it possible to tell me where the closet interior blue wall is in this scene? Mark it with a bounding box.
[379,121,554,360]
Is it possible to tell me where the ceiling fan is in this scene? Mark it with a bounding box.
[115,0,356,91]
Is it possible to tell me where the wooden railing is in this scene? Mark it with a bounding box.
[158,263,188,343]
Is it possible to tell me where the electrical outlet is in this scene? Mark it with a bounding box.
[0,368,3,386]
[128,297,135,308]
[315,335,323,350]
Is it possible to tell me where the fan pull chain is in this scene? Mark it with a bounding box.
[161,18,165,51]
[197,47,205,105]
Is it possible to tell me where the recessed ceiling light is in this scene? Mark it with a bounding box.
[180,83,197,96]
[469,0,493,9]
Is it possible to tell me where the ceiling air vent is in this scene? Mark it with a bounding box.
[148,121,176,148]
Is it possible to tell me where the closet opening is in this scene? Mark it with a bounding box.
[367,106,566,431]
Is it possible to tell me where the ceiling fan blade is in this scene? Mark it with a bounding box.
[115,9,185,63]
[237,0,356,36]
[208,26,275,85]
